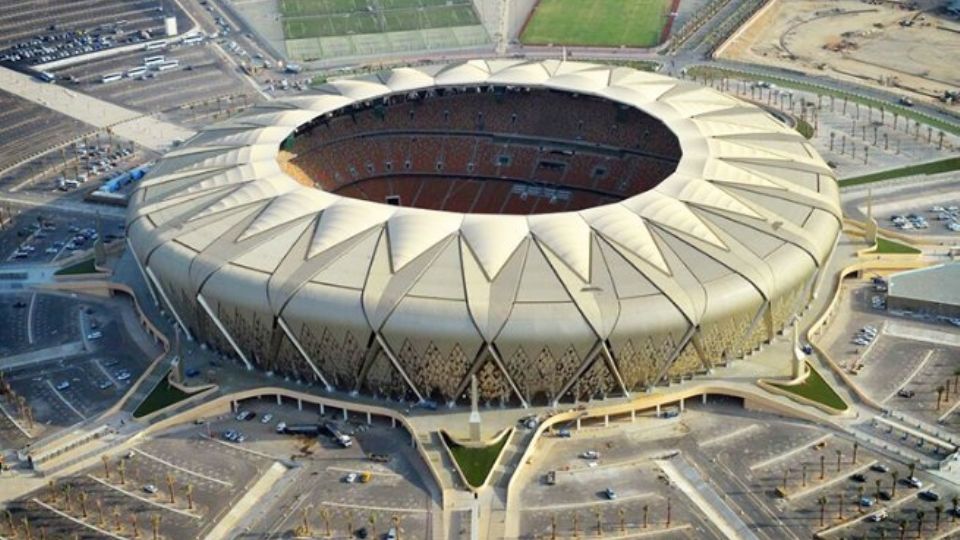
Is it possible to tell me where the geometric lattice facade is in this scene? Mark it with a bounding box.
[127,60,842,407]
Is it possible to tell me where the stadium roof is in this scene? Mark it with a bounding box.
[887,263,960,307]
[128,59,842,341]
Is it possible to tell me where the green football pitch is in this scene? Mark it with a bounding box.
[521,0,673,48]
[280,0,481,39]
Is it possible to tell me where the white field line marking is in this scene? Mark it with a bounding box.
[133,447,232,487]
[750,434,832,471]
[700,424,760,448]
[46,379,86,420]
[31,498,130,540]
[85,474,202,519]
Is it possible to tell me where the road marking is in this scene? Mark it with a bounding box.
[31,498,130,540]
[750,434,832,471]
[46,379,86,420]
[326,465,402,478]
[0,398,31,439]
[882,349,933,403]
[26,291,36,344]
[700,424,760,448]
[199,433,277,461]
[86,474,202,519]
[784,460,878,502]
[133,447,232,487]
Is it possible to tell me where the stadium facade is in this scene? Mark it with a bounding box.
[127,60,841,407]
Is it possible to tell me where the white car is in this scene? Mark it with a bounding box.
[143,484,158,494]
[55,381,70,391]
[87,331,103,340]
[275,421,287,433]
[344,472,358,483]
[580,450,599,460]
[260,413,273,424]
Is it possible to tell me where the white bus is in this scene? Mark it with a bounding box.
[144,40,167,51]
[182,34,204,45]
[127,66,147,78]
[101,73,122,83]
[156,60,180,71]
[143,55,165,66]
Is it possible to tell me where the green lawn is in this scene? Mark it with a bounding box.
[54,258,98,276]
[873,237,921,255]
[133,371,194,419]
[443,431,508,488]
[281,0,480,39]
[521,0,672,48]
[839,157,960,187]
[772,363,848,412]
[795,117,814,139]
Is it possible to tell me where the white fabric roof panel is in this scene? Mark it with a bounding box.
[127,60,841,399]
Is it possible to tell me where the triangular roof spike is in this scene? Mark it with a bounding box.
[460,214,530,280]
[238,189,337,241]
[622,191,726,249]
[580,204,669,274]
[527,213,592,281]
[385,209,463,273]
[308,200,395,259]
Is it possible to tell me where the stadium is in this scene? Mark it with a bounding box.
[127,59,842,408]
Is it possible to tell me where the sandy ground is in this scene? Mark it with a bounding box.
[719,0,960,104]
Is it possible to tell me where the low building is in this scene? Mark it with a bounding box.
[886,263,960,318]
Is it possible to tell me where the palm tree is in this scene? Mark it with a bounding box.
[875,478,882,500]
[820,455,826,479]
[321,507,331,538]
[550,513,557,540]
[117,460,126,485]
[299,506,311,537]
[782,468,789,491]
[185,484,194,511]
[113,508,122,532]
[898,519,907,540]
[594,507,602,536]
[165,473,175,504]
[617,507,625,533]
[347,511,354,537]
[953,495,959,522]
[78,491,87,518]
[131,514,139,538]
[935,504,943,531]
[642,504,649,528]
[891,470,899,498]
[817,496,828,526]
[857,486,865,513]
[916,510,925,537]
[151,514,161,540]
[101,455,110,480]
[953,367,960,391]
[852,442,859,464]
[835,449,842,472]
[368,512,378,539]
[802,463,808,487]
[837,491,844,520]
[96,499,104,526]
[937,385,946,411]
[47,480,56,504]
[391,514,400,540]
[909,462,917,479]
[666,497,672,527]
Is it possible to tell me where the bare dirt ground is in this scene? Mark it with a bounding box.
[718,0,960,105]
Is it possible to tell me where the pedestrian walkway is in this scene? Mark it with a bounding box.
[0,66,194,151]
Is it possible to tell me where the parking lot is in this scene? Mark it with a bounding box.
[51,41,256,123]
[0,0,188,66]
[0,89,94,173]
[0,292,153,448]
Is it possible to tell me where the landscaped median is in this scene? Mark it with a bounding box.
[870,237,921,255]
[53,257,99,276]
[440,428,512,490]
[760,362,849,415]
[132,370,216,420]
[838,156,960,187]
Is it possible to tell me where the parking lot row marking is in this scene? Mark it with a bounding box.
[320,500,429,514]
[784,459,878,503]
[26,291,35,344]
[199,433,278,462]
[85,474,203,520]
[882,349,933,403]
[92,358,119,387]
[522,491,658,513]
[873,415,956,451]
[699,424,760,448]
[45,379,86,420]
[30,497,130,540]
[0,397,31,439]
[133,447,232,487]
[749,434,832,471]
[326,465,402,478]
[815,482,937,538]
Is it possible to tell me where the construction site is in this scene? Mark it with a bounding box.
[717,0,960,105]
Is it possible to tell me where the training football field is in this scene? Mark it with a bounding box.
[521,0,674,48]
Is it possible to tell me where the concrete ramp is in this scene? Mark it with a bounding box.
[204,461,287,540]
[656,456,760,540]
